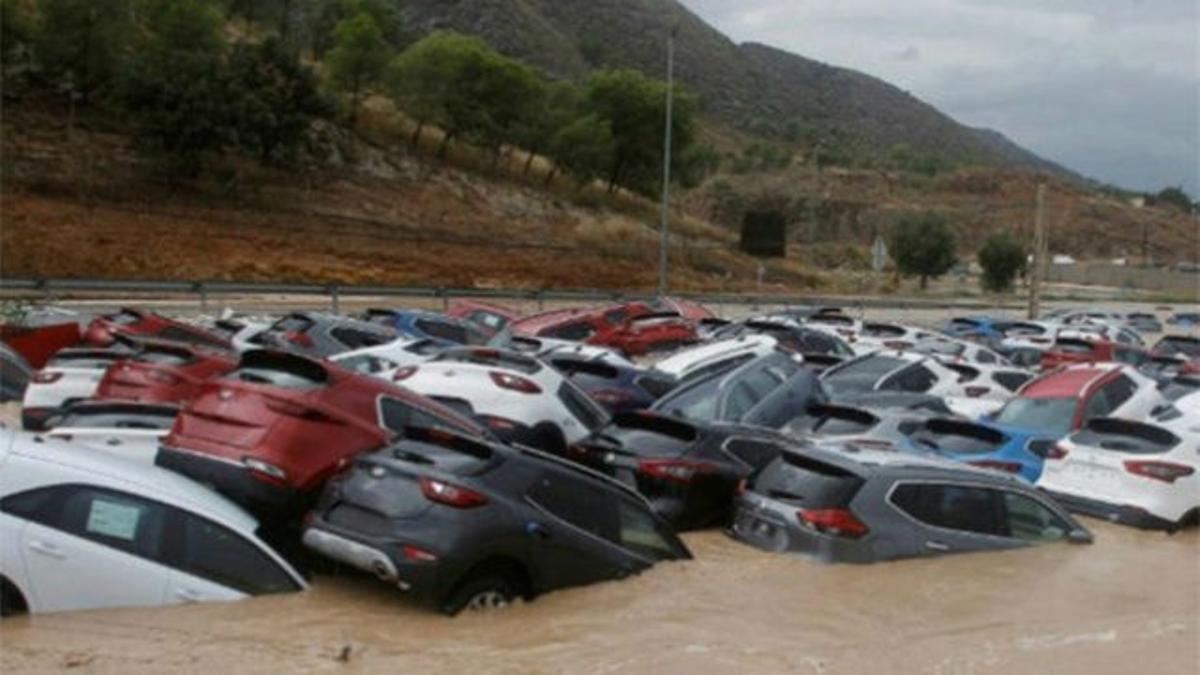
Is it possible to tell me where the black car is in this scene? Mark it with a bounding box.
[544,354,678,413]
[303,427,691,615]
[570,411,794,529]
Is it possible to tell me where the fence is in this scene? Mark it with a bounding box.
[1044,263,1199,294]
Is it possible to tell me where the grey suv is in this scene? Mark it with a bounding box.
[730,441,1091,563]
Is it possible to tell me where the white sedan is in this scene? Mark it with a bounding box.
[21,345,137,431]
[0,429,306,616]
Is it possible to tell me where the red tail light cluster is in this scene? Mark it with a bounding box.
[588,389,636,406]
[968,460,1022,474]
[636,459,716,484]
[480,415,520,433]
[1045,443,1069,460]
[283,331,314,348]
[392,366,418,381]
[1124,460,1194,484]
[419,477,488,508]
[402,544,439,563]
[489,371,542,394]
[797,508,869,538]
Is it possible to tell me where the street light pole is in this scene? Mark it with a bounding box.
[657,25,677,298]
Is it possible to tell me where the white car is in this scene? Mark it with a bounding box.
[821,351,969,401]
[395,347,609,448]
[39,402,177,465]
[909,336,1012,367]
[651,335,781,382]
[0,429,305,616]
[801,313,863,343]
[329,337,442,380]
[210,317,271,352]
[853,322,939,353]
[21,345,137,431]
[940,362,1033,418]
[505,334,635,367]
[1038,414,1199,530]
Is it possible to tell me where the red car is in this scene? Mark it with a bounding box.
[84,307,230,350]
[94,341,237,405]
[0,322,81,369]
[1041,338,1146,371]
[157,349,486,520]
[510,302,698,356]
[653,297,714,321]
[446,300,521,338]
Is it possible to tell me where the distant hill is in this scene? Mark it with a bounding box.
[395,0,1071,175]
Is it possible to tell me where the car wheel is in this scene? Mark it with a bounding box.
[441,574,517,616]
[0,578,28,618]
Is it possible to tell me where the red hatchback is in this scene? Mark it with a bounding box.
[94,341,237,405]
[157,350,486,520]
[84,307,230,350]
[511,302,698,356]
[1040,338,1146,371]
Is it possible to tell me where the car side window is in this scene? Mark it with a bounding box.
[0,486,64,523]
[549,322,595,341]
[379,397,450,434]
[528,476,620,544]
[616,500,680,560]
[890,483,1006,537]
[415,319,469,344]
[881,365,936,393]
[171,511,298,594]
[684,353,754,382]
[976,351,997,364]
[603,310,628,325]
[59,487,168,561]
[723,382,759,421]
[1081,389,1114,424]
[994,372,1031,392]
[1114,348,1143,365]
[1102,375,1137,410]
[1002,492,1070,542]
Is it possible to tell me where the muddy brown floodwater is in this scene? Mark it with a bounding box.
[0,522,1196,674]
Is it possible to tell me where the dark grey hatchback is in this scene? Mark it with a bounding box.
[730,441,1091,563]
[303,428,690,614]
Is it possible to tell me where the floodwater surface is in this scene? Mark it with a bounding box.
[1,522,1196,674]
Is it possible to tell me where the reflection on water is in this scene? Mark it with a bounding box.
[2,522,1196,673]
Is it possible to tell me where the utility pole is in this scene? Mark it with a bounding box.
[1027,182,1046,319]
[657,25,678,298]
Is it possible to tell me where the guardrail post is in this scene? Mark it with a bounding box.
[536,291,545,312]
[330,285,340,314]
[196,283,208,313]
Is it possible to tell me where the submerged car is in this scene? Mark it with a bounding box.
[158,350,485,520]
[1038,416,1199,531]
[544,354,677,414]
[362,308,488,346]
[303,427,690,615]
[446,300,521,339]
[260,312,397,358]
[651,335,782,383]
[21,342,140,431]
[509,301,695,356]
[569,411,793,529]
[1041,338,1146,370]
[41,401,179,465]
[0,429,305,616]
[651,352,804,423]
[729,440,1092,563]
[83,308,229,351]
[820,352,967,401]
[0,343,33,403]
[93,341,237,405]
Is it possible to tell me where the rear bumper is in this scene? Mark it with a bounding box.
[156,446,305,520]
[21,406,57,431]
[302,520,446,605]
[729,499,879,563]
[1040,489,1180,531]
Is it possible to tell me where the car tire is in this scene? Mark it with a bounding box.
[440,574,517,616]
[0,577,28,618]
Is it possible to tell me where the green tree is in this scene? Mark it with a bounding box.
[310,0,403,57]
[37,0,132,101]
[326,11,391,127]
[121,0,230,178]
[226,38,332,163]
[548,114,612,187]
[1153,186,1195,213]
[977,233,1026,293]
[891,212,957,289]
[512,80,580,176]
[1,0,35,92]
[585,68,696,195]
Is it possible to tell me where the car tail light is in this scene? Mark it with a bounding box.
[243,457,289,485]
[968,460,1022,474]
[636,459,716,484]
[392,366,418,381]
[1124,460,1194,484]
[964,386,991,398]
[588,388,636,406]
[1045,443,1069,460]
[489,371,541,394]
[283,330,314,348]
[403,544,439,563]
[33,371,63,384]
[797,508,869,538]
[479,415,520,433]
[470,348,501,359]
[419,477,488,508]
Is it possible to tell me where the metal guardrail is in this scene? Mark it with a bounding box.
[0,276,1025,314]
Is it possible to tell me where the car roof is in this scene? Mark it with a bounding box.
[1,429,258,532]
[1022,365,1113,398]
[784,439,1023,484]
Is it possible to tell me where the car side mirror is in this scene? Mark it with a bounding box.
[1067,528,1093,544]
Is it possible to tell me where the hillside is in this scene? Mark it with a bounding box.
[395,0,1067,174]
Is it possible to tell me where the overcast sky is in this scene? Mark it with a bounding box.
[679,0,1199,195]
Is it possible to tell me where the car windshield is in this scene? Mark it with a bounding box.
[993,397,1077,436]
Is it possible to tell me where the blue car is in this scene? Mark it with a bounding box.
[943,316,1006,342]
[545,354,679,413]
[905,417,1052,483]
[362,308,487,347]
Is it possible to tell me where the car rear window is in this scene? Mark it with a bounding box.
[909,419,1007,455]
[993,397,1076,437]
[1157,337,1200,358]
[635,374,677,399]
[1071,419,1180,454]
[826,355,907,382]
[271,315,315,333]
[558,381,609,431]
[862,323,906,338]
[438,348,542,375]
[228,352,327,389]
[47,350,129,369]
[415,318,469,344]
[1054,339,1095,355]
[52,408,177,430]
[753,452,865,507]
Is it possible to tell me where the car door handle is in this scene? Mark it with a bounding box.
[27,540,66,559]
[174,588,201,603]
[925,541,950,551]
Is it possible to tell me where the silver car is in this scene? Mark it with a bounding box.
[730,441,1091,563]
